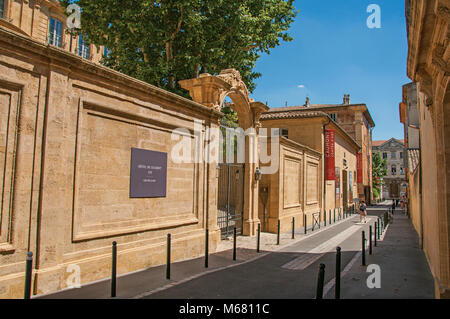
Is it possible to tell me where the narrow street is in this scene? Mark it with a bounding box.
[38,202,434,300]
[142,203,433,299]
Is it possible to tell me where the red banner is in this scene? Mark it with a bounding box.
[325,130,335,180]
[357,152,363,184]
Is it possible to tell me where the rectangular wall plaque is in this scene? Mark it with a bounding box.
[130,148,167,198]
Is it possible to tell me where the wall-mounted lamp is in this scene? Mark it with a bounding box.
[255,167,262,181]
[235,169,240,181]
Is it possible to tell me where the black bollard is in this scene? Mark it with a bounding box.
[316,264,326,299]
[111,241,117,298]
[292,217,295,239]
[257,224,261,253]
[324,210,327,227]
[378,219,381,239]
[233,227,237,261]
[334,209,336,223]
[374,222,377,247]
[277,220,281,245]
[329,210,332,224]
[369,226,373,255]
[24,252,33,299]
[166,234,171,280]
[205,229,209,268]
[362,231,366,266]
[335,247,341,299]
[304,215,307,235]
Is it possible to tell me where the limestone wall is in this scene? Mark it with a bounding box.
[0,27,221,298]
[259,138,322,234]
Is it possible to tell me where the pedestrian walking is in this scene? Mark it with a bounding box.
[359,200,368,223]
[392,200,396,214]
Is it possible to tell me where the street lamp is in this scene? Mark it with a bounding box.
[255,167,262,181]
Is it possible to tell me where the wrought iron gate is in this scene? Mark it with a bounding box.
[217,163,245,239]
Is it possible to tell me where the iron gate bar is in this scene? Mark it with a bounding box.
[312,213,321,231]
[217,163,245,239]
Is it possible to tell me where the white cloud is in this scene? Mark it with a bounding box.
[297,85,305,89]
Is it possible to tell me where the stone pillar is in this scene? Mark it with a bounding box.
[179,69,268,238]
[242,129,260,236]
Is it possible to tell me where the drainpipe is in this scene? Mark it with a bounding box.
[418,135,424,249]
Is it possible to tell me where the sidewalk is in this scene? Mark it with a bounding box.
[325,208,435,299]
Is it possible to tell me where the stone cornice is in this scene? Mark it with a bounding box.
[279,136,322,157]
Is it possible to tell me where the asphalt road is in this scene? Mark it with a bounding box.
[144,214,377,299]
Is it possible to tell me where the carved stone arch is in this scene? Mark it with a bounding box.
[179,69,268,130]
[179,69,269,237]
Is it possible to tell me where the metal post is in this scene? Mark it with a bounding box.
[304,215,307,234]
[374,222,377,247]
[111,241,117,298]
[277,220,280,245]
[257,224,261,253]
[233,227,237,261]
[24,252,33,299]
[329,210,332,224]
[166,234,171,280]
[362,231,366,266]
[324,210,327,227]
[335,247,341,299]
[316,264,326,299]
[292,217,295,239]
[205,229,209,268]
[378,219,381,239]
[369,226,373,255]
[334,209,336,223]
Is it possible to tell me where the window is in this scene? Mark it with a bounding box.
[382,152,388,159]
[78,35,90,59]
[0,0,5,19]
[281,129,289,139]
[330,113,338,122]
[391,152,396,159]
[391,165,397,176]
[400,152,403,159]
[48,18,63,47]
[400,167,404,175]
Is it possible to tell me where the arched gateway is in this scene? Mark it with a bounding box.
[180,69,269,236]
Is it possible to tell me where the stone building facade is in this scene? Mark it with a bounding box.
[402,0,450,299]
[261,97,374,204]
[372,138,406,200]
[0,0,104,62]
[260,109,360,233]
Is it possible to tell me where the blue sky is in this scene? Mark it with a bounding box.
[251,0,409,141]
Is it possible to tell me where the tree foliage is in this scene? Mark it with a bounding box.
[372,152,388,199]
[59,0,298,96]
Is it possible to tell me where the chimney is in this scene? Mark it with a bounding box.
[305,97,310,107]
[343,94,350,105]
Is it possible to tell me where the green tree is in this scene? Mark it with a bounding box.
[372,152,388,199]
[59,0,298,96]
